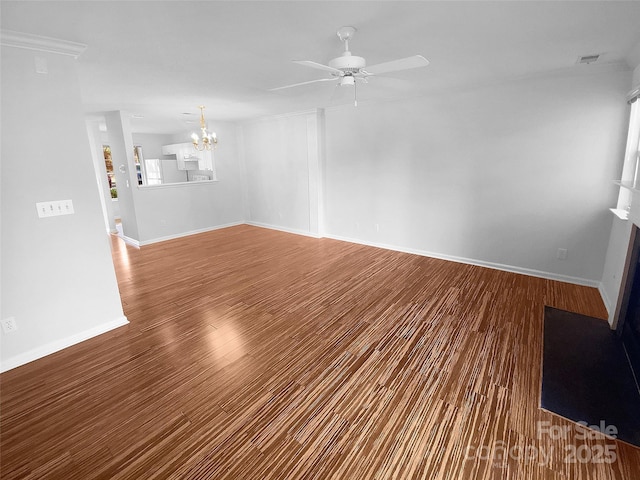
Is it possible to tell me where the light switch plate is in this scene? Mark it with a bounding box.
[36,200,74,218]
[1,317,18,334]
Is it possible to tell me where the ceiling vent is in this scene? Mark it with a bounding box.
[577,54,600,64]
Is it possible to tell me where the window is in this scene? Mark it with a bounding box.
[614,89,640,219]
[133,146,144,185]
[144,159,163,185]
[103,145,117,199]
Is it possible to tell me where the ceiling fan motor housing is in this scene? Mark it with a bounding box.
[329,54,366,74]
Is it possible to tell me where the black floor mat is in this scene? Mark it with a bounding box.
[541,306,640,447]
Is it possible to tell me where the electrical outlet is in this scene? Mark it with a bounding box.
[557,248,568,260]
[375,223,380,232]
[1,317,18,334]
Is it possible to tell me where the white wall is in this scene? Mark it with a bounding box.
[1,46,630,373]
[239,68,630,286]
[88,123,245,245]
[132,124,245,244]
[323,67,630,284]
[241,111,322,236]
[0,46,127,371]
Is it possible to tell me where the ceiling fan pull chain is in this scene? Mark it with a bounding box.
[354,78,358,107]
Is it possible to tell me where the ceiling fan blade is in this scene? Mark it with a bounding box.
[364,55,429,75]
[293,60,343,75]
[268,77,336,91]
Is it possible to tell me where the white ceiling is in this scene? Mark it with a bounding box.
[2,1,640,133]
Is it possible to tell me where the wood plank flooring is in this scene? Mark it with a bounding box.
[1,224,639,479]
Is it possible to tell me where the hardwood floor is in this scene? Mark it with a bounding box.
[1,224,639,479]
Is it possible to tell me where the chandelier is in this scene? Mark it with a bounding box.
[191,105,217,151]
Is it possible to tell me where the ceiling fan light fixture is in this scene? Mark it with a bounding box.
[340,76,355,86]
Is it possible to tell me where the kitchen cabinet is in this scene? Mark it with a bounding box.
[161,143,214,172]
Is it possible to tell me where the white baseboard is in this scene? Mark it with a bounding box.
[119,233,140,248]
[246,221,321,239]
[598,282,614,325]
[323,233,601,289]
[130,221,604,292]
[138,221,245,246]
[0,316,129,373]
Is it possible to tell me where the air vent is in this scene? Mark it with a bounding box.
[577,54,600,64]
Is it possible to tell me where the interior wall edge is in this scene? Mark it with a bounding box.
[118,234,141,248]
[598,282,613,318]
[245,221,322,239]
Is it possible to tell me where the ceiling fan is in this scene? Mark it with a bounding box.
[269,26,429,106]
